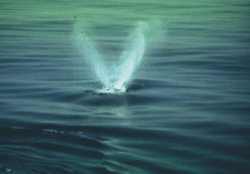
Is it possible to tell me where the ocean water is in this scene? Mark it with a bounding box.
[0,0,250,173]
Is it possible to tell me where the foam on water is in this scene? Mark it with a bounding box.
[74,20,162,94]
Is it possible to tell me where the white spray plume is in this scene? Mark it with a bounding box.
[74,19,165,93]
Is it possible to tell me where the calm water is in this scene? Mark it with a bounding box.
[0,1,250,173]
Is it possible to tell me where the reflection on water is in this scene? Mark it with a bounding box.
[81,93,132,126]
